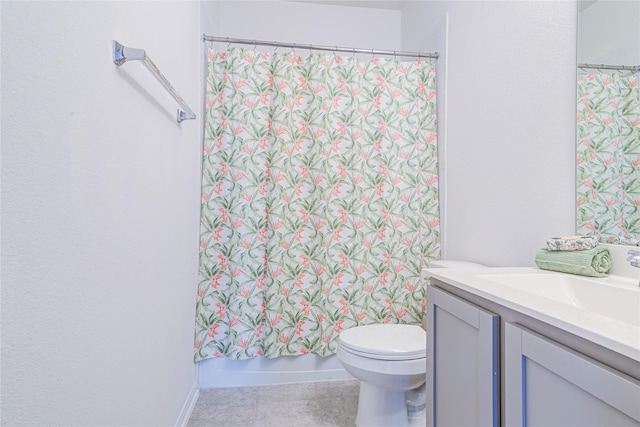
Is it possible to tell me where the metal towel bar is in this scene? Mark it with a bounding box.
[112,40,196,123]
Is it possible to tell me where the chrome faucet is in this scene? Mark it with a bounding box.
[628,249,640,267]
[627,250,640,286]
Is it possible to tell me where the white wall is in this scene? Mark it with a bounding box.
[215,0,401,51]
[578,0,640,65]
[197,0,401,387]
[201,1,221,40]
[1,2,201,425]
[402,1,578,267]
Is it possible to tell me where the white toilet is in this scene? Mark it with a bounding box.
[337,324,426,427]
[337,259,487,427]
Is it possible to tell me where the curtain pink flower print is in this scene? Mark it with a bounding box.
[577,73,640,242]
[195,48,440,361]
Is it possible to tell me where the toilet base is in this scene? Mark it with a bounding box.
[355,381,409,427]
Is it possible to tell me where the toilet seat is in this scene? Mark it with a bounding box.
[339,324,426,360]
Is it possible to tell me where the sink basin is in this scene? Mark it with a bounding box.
[478,273,640,327]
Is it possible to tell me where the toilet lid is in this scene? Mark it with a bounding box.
[339,324,426,360]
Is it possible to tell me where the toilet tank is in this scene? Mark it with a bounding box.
[429,260,487,268]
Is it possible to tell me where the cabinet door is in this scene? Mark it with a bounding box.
[426,286,499,427]
[505,323,640,426]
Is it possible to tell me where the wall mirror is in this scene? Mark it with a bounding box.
[576,0,640,245]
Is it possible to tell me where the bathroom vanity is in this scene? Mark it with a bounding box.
[425,267,640,427]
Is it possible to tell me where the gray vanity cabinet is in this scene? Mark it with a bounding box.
[428,278,640,427]
[426,286,499,427]
[505,323,640,427]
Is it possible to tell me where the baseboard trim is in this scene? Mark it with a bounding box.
[175,381,199,427]
[198,353,352,388]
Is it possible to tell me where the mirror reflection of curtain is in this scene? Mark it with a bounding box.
[194,47,440,361]
[577,73,640,243]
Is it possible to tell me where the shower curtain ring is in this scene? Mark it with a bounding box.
[371,49,375,59]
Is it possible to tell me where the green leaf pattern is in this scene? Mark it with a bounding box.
[577,73,640,242]
[194,48,440,361]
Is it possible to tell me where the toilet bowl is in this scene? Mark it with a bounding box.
[337,324,426,427]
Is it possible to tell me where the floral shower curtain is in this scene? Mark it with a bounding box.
[194,47,440,361]
[577,73,640,243]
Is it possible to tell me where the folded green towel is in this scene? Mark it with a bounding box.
[534,246,611,277]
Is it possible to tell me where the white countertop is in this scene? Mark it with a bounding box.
[425,267,640,363]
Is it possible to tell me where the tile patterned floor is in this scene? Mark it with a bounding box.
[188,379,425,427]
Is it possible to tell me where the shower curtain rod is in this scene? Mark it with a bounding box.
[202,35,439,60]
[578,63,640,72]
